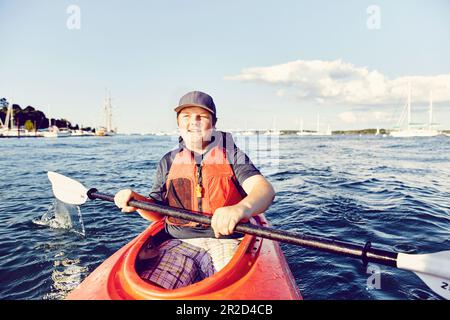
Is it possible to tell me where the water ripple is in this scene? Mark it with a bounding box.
[0,135,449,299]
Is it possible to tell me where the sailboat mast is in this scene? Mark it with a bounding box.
[407,82,411,130]
[102,90,112,132]
[0,99,4,127]
[104,92,108,131]
[105,91,113,132]
[316,114,320,133]
[10,106,14,129]
[108,93,112,132]
[429,90,433,130]
[4,101,11,129]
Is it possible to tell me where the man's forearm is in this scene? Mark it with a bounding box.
[132,191,165,221]
[238,181,275,219]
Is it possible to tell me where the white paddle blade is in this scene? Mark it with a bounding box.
[398,251,450,300]
[415,272,450,300]
[47,171,89,205]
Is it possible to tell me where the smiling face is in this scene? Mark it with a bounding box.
[177,106,215,152]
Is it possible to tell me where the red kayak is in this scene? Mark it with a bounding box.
[66,215,302,300]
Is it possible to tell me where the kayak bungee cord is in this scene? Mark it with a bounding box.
[48,171,450,300]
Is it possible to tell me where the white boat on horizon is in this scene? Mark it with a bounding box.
[390,85,440,138]
[240,130,257,136]
[0,127,43,138]
[71,129,95,136]
[297,115,332,136]
[0,99,44,137]
[43,126,71,138]
[263,129,281,136]
[264,117,281,136]
[96,91,117,136]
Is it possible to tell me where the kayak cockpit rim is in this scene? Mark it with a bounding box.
[113,218,261,299]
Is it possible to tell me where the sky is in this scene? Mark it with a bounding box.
[1,0,450,133]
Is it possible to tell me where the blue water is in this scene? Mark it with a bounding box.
[0,135,449,300]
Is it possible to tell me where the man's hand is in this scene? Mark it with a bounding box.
[211,204,250,238]
[114,189,138,213]
[210,175,275,238]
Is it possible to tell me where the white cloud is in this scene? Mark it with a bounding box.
[372,111,391,121]
[338,111,396,124]
[225,59,450,106]
[339,112,358,123]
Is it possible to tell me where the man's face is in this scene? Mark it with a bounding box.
[177,106,214,149]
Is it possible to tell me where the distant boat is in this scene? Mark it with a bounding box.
[263,130,280,136]
[96,91,117,136]
[71,129,95,137]
[236,121,257,136]
[43,112,71,138]
[297,115,332,136]
[43,126,71,138]
[1,128,31,137]
[241,130,257,136]
[390,85,440,137]
[95,127,114,137]
[0,99,42,137]
[146,130,175,136]
[0,100,16,137]
[264,117,281,136]
[154,131,166,136]
[390,128,440,138]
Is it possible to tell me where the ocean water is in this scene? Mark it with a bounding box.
[0,134,449,300]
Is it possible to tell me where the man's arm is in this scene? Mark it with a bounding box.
[114,189,165,221]
[211,174,275,238]
[114,158,169,222]
[240,174,275,216]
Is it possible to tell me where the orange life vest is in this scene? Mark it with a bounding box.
[165,145,245,227]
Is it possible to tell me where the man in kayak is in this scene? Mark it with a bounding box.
[114,91,275,287]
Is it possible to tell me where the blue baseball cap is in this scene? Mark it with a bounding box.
[174,91,216,117]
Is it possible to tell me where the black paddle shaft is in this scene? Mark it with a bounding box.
[87,189,398,268]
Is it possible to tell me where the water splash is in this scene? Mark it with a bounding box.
[43,251,88,300]
[33,199,86,236]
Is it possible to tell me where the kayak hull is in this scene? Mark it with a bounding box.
[67,215,302,300]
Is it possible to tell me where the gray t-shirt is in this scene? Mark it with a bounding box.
[149,130,261,239]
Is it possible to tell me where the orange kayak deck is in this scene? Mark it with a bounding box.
[67,216,302,300]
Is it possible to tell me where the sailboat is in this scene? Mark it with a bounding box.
[238,120,256,136]
[390,85,440,137]
[0,98,40,137]
[42,110,71,138]
[297,114,332,136]
[0,99,11,137]
[96,91,117,136]
[71,127,95,136]
[43,125,71,138]
[264,117,281,135]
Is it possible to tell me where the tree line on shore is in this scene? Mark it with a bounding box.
[0,98,94,132]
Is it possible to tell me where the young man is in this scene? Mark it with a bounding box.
[114,91,275,286]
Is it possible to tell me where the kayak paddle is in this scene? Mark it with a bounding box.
[47,171,450,299]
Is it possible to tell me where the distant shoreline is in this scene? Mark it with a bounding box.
[122,129,450,136]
